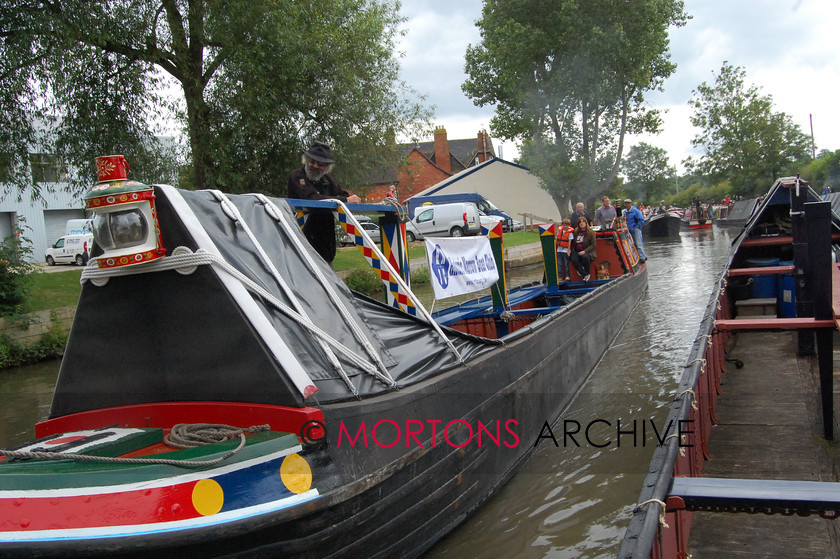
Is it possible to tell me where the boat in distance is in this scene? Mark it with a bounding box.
[715,197,760,229]
[619,176,840,558]
[0,157,647,557]
[643,211,681,238]
[680,205,713,230]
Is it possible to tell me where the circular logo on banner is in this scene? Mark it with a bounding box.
[431,244,450,288]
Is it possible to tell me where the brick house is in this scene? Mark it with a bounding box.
[410,157,563,224]
[361,128,496,203]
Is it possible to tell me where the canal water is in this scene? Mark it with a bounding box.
[0,226,735,557]
[425,226,735,558]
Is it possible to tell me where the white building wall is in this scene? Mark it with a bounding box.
[0,185,88,263]
[412,159,563,223]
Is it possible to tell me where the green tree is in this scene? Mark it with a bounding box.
[621,142,672,203]
[801,148,840,191]
[684,62,812,196]
[0,0,429,195]
[0,218,36,319]
[462,0,688,212]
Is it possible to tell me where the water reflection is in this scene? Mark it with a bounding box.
[424,226,734,558]
[0,359,61,447]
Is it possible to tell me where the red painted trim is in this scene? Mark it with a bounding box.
[833,264,840,330]
[0,482,197,531]
[741,233,840,247]
[36,402,324,439]
[728,265,795,276]
[715,318,835,331]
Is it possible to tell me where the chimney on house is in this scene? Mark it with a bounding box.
[476,129,492,164]
[434,127,451,173]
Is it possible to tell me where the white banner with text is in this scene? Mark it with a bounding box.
[424,236,499,299]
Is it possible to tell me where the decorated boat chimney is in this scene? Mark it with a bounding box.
[84,155,166,268]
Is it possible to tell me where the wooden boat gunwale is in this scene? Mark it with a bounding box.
[619,176,840,559]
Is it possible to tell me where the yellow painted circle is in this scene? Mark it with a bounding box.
[280,454,312,494]
[191,479,224,516]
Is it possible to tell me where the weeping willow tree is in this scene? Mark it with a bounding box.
[0,0,430,197]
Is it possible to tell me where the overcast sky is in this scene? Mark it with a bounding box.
[397,0,840,172]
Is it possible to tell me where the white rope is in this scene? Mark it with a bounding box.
[0,424,269,468]
[664,432,687,457]
[208,190,360,396]
[686,357,706,370]
[635,498,670,529]
[676,388,699,411]
[81,249,387,380]
[249,194,399,381]
[382,194,409,221]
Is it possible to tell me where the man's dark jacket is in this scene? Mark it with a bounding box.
[287,167,351,263]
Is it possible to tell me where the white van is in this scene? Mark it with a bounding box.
[45,233,94,266]
[65,218,93,236]
[404,202,481,242]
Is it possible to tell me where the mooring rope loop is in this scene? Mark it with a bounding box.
[634,498,669,529]
[664,432,687,457]
[686,357,706,370]
[676,388,698,411]
[164,423,268,448]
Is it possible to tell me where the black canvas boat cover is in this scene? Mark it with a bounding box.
[721,198,760,224]
[50,187,496,417]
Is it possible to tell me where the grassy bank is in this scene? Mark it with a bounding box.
[30,269,83,311]
[334,229,539,270]
[27,230,541,312]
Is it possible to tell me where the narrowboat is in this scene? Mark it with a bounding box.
[0,157,647,558]
[642,212,682,239]
[680,205,713,230]
[715,197,761,229]
[619,176,840,558]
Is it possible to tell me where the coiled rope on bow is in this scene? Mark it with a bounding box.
[0,424,270,468]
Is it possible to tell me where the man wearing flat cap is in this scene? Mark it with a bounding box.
[287,141,361,266]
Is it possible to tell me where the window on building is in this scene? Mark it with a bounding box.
[0,153,15,184]
[30,153,68,184]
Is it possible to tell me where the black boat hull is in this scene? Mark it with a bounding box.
[643,214,681,238]
[7,268,647,559]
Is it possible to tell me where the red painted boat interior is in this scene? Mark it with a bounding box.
[34,401,325,448]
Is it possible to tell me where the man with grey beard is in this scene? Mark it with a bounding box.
[287,141,361,266]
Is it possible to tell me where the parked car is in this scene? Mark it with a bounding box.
[45,234,93,266]
[360,221,381,243]
[478,211,505,232]
[404,202,481,242]
[337,217,380,247]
